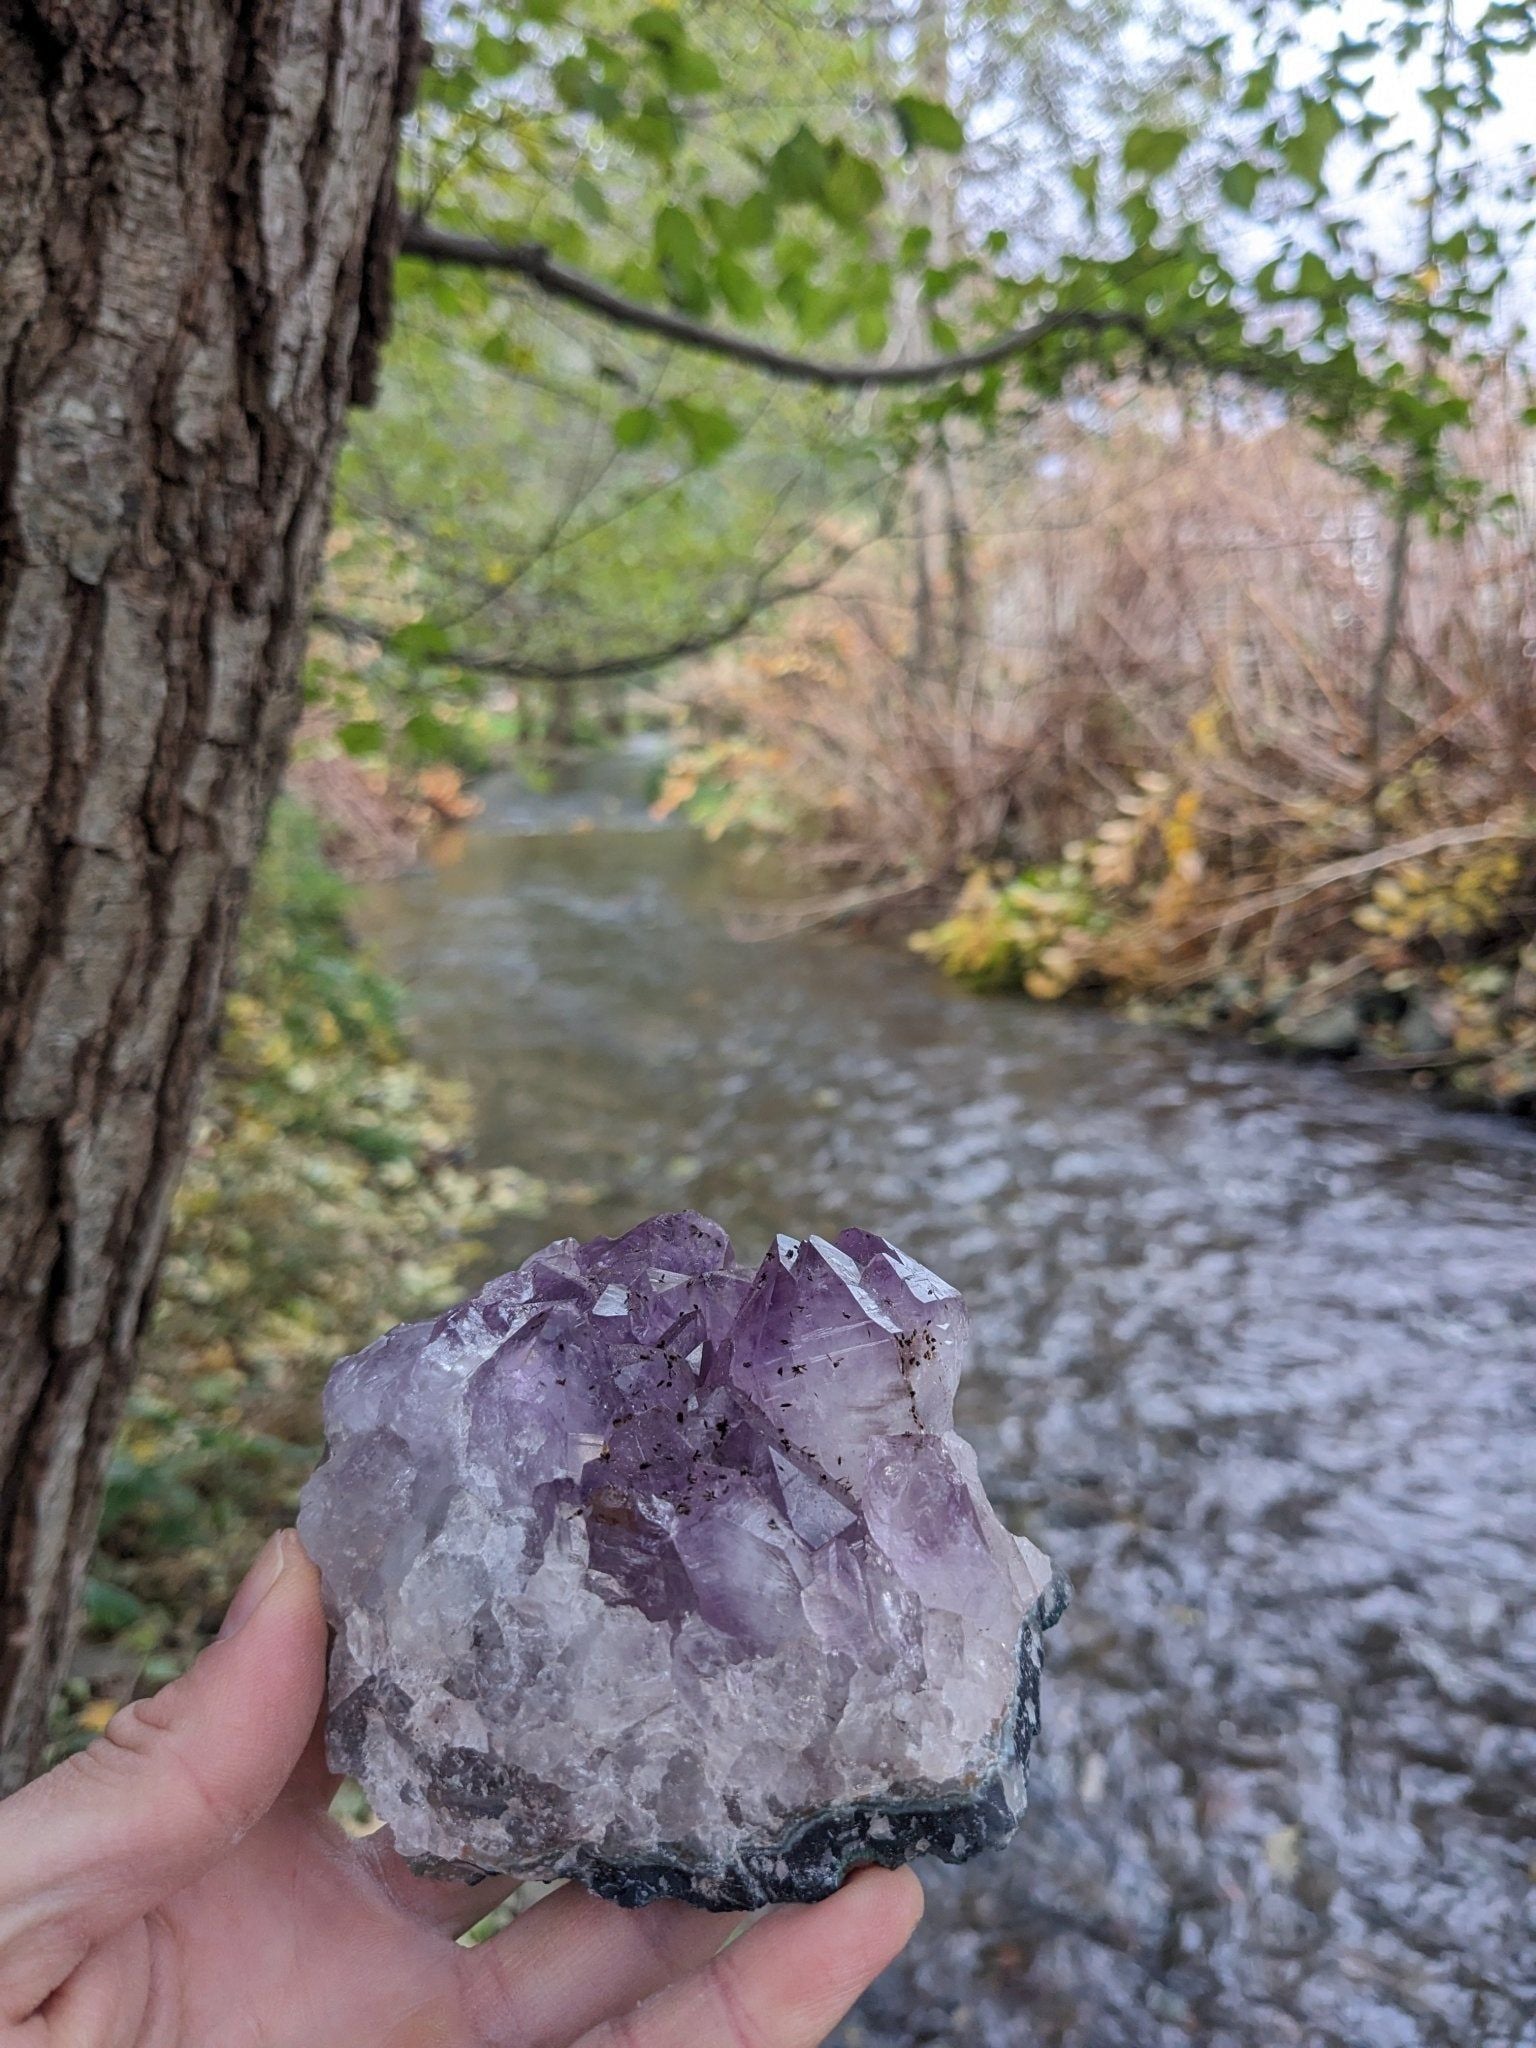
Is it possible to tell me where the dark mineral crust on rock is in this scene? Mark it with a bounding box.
[299,1212,1065,1908]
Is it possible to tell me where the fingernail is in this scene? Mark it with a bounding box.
[218,1529,294,1640]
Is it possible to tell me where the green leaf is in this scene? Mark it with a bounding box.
[892,94,964,153]
[899,224,933,267]
[1283,99,1343,188]
[774,232,820,284]
[471,29,531,79]
[792,283,843,339]
[654,203,704,268]
[389,619,453,660]
[665,398,741,463]
[573,174,610,223]
[417,64,477,114]
[670,44,721,92]
[403,710,456,757]
[84,1576,145,1632]
[550,55,588,107]
[1296,249,1333,300]
[820,146,883,225]
[622,96,683,163]
[1239,56,1278,112]
[613,406,660,449]
[734,190,777,248]
[1122,124,1191,178]
[479,330,535,372]
[1120,189,1159,244]
[1220,161,1261,210]
[551,57,622,121]
[769,124,830,203]
[706,190,776,250]
[654,203,709,310]
[337,720,385,757]
[714,254,765,322]
[631,7,721,93]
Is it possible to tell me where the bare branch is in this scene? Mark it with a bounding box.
[400,219,1175,388]
[315,557,845,684]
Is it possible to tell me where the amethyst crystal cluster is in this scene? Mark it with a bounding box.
[299,1213,1064,1909]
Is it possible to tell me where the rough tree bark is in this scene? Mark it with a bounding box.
[0,0,421,1790]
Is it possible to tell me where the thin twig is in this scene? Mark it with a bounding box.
[1181,819,1522,936]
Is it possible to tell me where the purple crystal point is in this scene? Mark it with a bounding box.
[299,1212,1065,1908]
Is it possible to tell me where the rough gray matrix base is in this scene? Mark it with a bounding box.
[412,1580,1067,1911]
[300,1213,1065,1907]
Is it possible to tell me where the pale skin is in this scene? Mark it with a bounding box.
[0,1531,922,2048]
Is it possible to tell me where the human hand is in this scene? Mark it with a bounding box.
[0,1531,921,2048]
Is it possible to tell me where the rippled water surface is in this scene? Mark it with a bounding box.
[361,754,1536,2048]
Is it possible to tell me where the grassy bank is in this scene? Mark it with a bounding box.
[62,802,540,1744]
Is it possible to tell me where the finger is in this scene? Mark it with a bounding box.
[575,1866,923,2048]
[353,1826,526,1936]
[0,1528,325,2021]
[460,1878,745,2048]
[274,1695,344,1815]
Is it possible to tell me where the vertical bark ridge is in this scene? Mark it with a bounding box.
[0,0,416,1787]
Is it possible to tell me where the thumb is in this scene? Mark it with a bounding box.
[0,1528,327,2019]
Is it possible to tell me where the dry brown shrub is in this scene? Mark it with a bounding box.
[663,389,1535,903]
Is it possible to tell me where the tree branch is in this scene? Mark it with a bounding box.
[400,218,1172,387]
[316,569,834,683]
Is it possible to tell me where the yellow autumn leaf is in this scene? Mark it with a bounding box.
[1187,702,1224,755]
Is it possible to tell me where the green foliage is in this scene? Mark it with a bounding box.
[912,863,1111,998]
[1121,123,1192,179]
[326,301,881,710]
[80,803,542,1708]
[325,0,1535,766]
[891,95,965,155]
[402,0,1536,505]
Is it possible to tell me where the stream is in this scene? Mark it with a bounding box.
[359,750,1536,2048]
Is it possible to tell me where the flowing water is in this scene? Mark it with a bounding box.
[360,752,1536,2048]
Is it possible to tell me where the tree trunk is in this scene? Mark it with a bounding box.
[897,0,973,700]
[0,0,420,1791]
[547,673,580,750]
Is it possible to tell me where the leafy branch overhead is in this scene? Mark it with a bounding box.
[402,0,1536,485]
[399,218,1299,392]
[319,0,1536,731]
